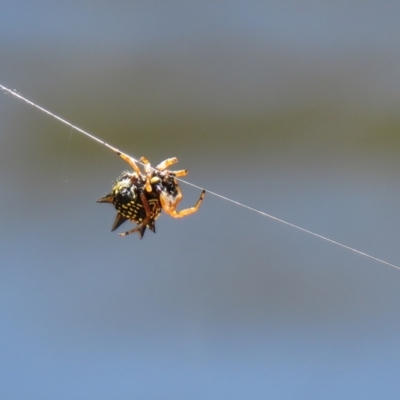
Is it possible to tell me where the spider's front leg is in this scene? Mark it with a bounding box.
[160,186,206,218]
[111,149,142,176]
[155,157,178,171]
[139,156,154,193]
[156,157,188,177]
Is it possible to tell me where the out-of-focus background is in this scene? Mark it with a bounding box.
[1,2,400,399]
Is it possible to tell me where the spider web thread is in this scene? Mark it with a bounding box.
[1,83,400,272]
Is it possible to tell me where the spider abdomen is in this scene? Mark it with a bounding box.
[114,190,161,225]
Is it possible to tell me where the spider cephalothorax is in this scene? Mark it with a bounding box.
[97,155,205,238]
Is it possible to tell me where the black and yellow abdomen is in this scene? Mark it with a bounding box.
[97,172,162,238]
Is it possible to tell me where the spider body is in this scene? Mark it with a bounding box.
[97,155,205,238]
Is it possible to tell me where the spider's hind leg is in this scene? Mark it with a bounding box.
[119,224,148,239]
[160,187,206,219]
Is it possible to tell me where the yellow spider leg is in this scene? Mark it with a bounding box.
[139,156,151,170]
[139,156,153,192]
[170,169,188,177]
[117,152,142,176]
[155,157,179,171]
[160,187,206,218]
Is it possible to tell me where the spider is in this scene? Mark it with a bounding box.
[97,153,206,238]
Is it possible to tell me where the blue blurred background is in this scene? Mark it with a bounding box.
[2,1,400,399]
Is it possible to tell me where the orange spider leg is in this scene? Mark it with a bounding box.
[160,186,206,218]
[170,169,188,177]
[139,156,153,193]
[114,151,142,176]
[155,157,179,171]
